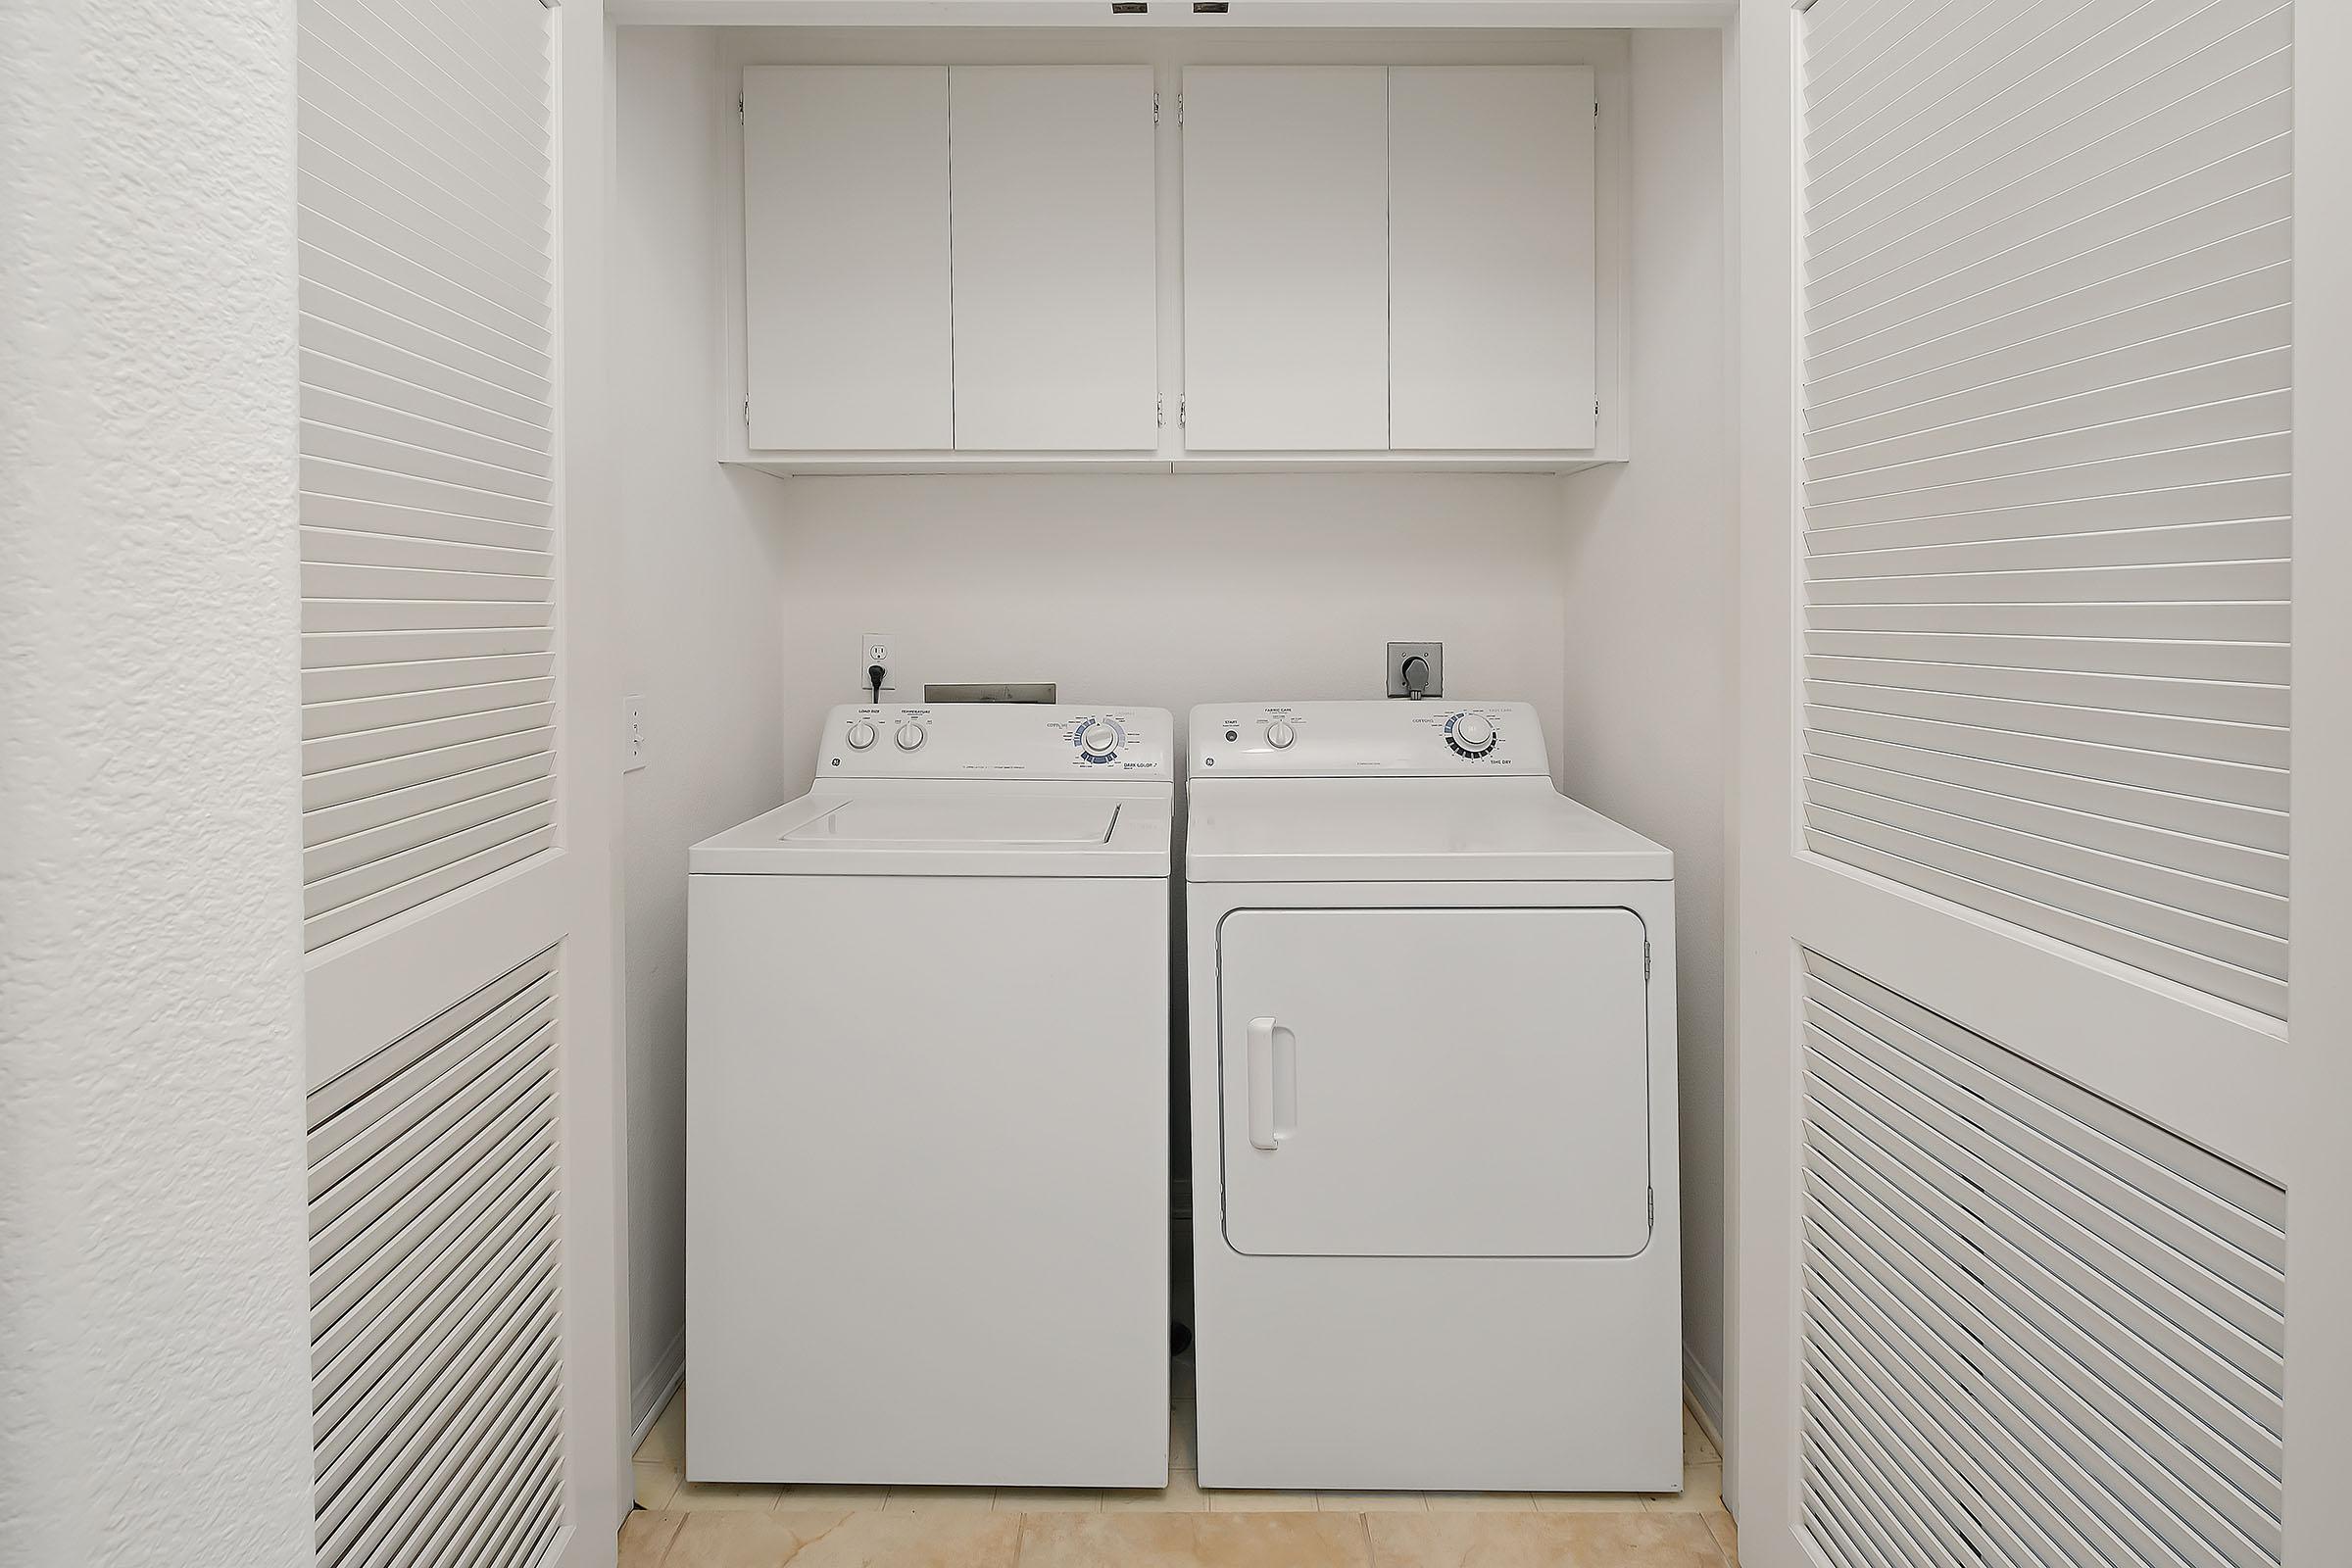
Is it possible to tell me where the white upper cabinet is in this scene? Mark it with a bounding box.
[743,67,953,452]
[1389,67,1595,451]
[1180,68,1392,452]
[950,67,1160,452]
[735,60,1608,469]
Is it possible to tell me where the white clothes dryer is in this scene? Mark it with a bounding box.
[1185,700,1680,1494]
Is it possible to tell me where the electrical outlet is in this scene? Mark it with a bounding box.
[858,633,895,696]
[1386,642,1443,699]
[623,695,648,770]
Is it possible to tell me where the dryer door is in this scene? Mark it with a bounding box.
[1217,906,1650,1257]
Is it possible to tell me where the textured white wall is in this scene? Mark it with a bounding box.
[0,3,315,1564]
[1558,27,1732,1430]
[615,27,793,1430]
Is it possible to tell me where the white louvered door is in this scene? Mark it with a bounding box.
[1734,2,2338,1566]
[296,2,623,1565]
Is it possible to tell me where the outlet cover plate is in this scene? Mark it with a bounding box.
[858,632,895,695]
[1386,642,1443,699]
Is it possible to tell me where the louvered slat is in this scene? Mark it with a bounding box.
[1810,2,2288,238]
[308,951,564,1568]
[298,0,556,953]
[1798,953,2283,1568]
[1801,0,2290,1018]
[1807,66,2290,326]
[303,705,555,781]
[304,726,556,815]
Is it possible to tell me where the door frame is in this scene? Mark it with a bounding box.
[2284,0,2352,1552]
[554,1,631,1552]
[1727,1,2348,1563]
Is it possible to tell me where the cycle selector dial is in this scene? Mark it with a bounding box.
[1265,720,1297,750]
[894,722,926,752]
[845,720,877,751]
[1081,722,1119,757]
[1446,713,1497,759]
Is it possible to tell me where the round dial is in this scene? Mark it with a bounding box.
[1080,722,1119,757]
[1265,720,1297,750]
[894,721,926,751]
[1446,713,1497,759]
[845,719,877,751]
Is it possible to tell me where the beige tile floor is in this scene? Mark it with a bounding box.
[625,1381,1738,1566]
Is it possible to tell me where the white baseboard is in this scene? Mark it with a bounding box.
[1683,1340,1725,1453]
[630,1327,686,1452]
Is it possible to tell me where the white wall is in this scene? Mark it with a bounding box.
[616,26,793,1429]
[771,474,1569,776]
[0,3,315,1562]
[1558,27,1731,1430]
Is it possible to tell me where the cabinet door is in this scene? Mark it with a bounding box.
[743,67,951,451]
[1180,68,1389,452]
[1217,906,1651,1258]
[950,68,1159,452]
[1389,67,1595,450]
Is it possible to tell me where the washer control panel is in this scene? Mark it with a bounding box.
[821,704,1172,779]
[1190,700,1548,778]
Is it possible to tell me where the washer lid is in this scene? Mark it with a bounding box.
[692,786,1172,877]
[1187,777,1670,883]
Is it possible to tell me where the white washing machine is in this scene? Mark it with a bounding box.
[1185,700,1680,1494]
[687,703,1173,1487]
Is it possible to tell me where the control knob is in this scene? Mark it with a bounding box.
[1265,720,1297,750]
[1447,713,1497,758]
[845,719,877,751]
[895,722,926,751]
[1081,722,1119,757]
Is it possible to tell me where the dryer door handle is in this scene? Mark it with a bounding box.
[1246,1016,1297,1151]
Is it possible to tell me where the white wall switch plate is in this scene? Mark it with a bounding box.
[859,632,895,696]
[623,694,647,770]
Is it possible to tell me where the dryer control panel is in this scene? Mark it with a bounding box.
[821,704,1173,780]
[1190,701,1549,779]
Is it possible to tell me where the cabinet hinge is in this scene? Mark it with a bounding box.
[738,91,745,122]
[1179,395,1187,425]
[1156,395,1164,427]
[743,397,750,427]
[1153,91,1161,126]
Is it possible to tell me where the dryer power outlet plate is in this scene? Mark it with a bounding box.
[1386,642,1443,699]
